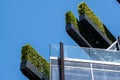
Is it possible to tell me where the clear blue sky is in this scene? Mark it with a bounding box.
[0,0,120,80]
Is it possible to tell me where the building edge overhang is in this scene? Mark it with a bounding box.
[66,14,115,49]
[20,60,48,80]
[79,14,112,45]
[66,23,92,47]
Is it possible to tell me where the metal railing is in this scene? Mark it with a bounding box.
[50,44,120,63]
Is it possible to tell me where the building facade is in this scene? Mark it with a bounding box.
[50,44,120,80]
[20,2,120,80]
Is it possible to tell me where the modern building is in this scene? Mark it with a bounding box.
[50,2,120,80]
[65,2,116,49]
[20,2,120,80]
[50,43,120,80]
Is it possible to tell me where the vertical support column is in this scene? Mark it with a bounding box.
[116,36,120,51]
[59,42,64,80]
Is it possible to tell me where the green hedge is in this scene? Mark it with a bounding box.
[78,2,115,42]
[78,2,105,35]
[65,2,115,43]
[21,44,50,78]
[65,11,79,30]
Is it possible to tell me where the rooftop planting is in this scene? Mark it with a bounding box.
[21,44,50,78]
[78,2,115,42]
[65,2,116,43]
[78,2,104,34]
[65,11,79,30]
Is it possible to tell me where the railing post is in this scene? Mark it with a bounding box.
[59,42,64,80]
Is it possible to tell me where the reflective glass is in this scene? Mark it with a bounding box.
[51,66,59,80]
[64,45,90,60]
[50,44,120,63]
[93,70,120,80]
[64,61,90,68]
[50,44,120,80]
[51,59,59,65]
[93,64,120,80]
[50,44,60,57]
[92,63,120,71]
[65,67,92,80]
[50,59,120,80]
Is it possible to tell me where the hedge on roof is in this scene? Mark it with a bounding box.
[21,44,50,78]
[78,2,105,35]
[78,2,116,42]
[65,11,79,30]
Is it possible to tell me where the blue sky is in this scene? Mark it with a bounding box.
[0,0,120,80]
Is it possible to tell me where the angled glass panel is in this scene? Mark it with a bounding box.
[88,48,120,62]
[50,44,60,58]
[50,44,120,63]
[64,45,91,60]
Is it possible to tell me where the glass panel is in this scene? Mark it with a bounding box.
[50,44,120,80]
[50,54,120,80]
[65,67,92,80]
[89,48,120,62]
[51,59,59,65]
[94,76,105,80]
[50,44,120,63]
[64,61,90,68]
[50,44,60,58]
[50,44,91,60]
[93,70,105,76]
[65,74,91,80]
[92,63,120,71]
[51,66,59,80]
[93,68,120,80]
[64,45,90,60]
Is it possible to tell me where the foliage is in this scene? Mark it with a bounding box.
[65,11,79,30]
[65,2,115,43]
[78,2,105,35]
[21,44,50,78]
[78,2,115,42]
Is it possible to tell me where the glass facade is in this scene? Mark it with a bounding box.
[50,44,120,80]
[50,44,120,62]
[93,71,120,80]
[92,63,120,80]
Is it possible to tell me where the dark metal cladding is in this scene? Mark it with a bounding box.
[79,14,112,48]
[66,23,92,48]
[66,14,113,49]
[20,60,48,80]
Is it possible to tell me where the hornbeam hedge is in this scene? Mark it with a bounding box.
[65,11,79,30]
[78,2,116,42]
[65,2,116,43]
[21,44,50,78]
